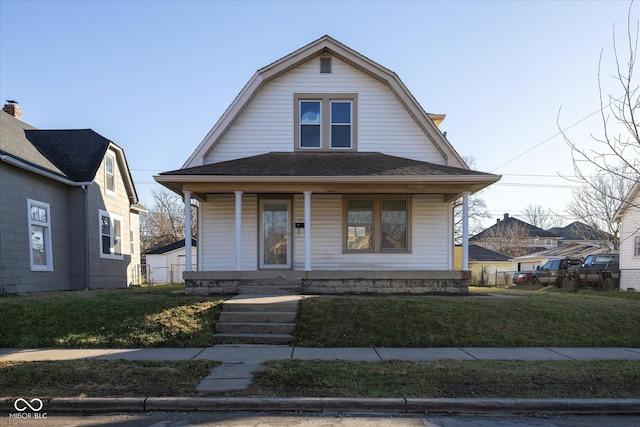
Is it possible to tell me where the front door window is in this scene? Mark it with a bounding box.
[260,199,291,268]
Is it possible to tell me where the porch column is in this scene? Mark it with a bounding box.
[184,191,192,272]
[462,191,470,270]
[234,191,243,271]
[303,191,312,271]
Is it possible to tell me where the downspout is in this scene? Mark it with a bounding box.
[82,184,91,291]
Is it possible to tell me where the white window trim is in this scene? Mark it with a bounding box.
[99,209,124,260]
[105,151,116,197]
[27,199,54,271]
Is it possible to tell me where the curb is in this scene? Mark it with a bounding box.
[3,397,640,415]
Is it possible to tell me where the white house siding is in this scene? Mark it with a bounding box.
[619,194,640,291]
[201,194,258,271]
[200,193,451,271]
[206,56,445,165]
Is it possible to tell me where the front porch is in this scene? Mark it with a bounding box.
[185,269,470,295]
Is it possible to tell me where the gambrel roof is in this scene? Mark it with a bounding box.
[184,35,467,169]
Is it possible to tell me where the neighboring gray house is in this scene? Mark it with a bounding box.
[0,103,145,293]
[155,36,501,295]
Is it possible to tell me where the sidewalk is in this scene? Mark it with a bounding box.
[2,346,640,415]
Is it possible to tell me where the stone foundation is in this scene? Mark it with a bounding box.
[184,270,469,295]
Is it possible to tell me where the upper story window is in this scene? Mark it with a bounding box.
[635,236,640,257]
[295,93,357,151]
[28,199,54,271]
[105,152,116,196]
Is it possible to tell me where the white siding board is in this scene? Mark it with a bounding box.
[619,192,640,291]
[201,195,236,270]
[207,57,444,164]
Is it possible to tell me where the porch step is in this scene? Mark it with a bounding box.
[213,294,301,345]
[213,333,294,345]
[216,322,295,334]
[238,285,302,295]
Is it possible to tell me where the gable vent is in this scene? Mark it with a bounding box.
[320,57,332,73]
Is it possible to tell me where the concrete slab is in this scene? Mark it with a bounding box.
[197,345,293,362]
[196,378,254,392]
[375,347,476,361]
[225,295,303,304]
[461,347,571,361]
[549,347,640,360]
[207,362,264,379]
[95,348,204,361]
[292,347,381,361]
[0,348,115,361]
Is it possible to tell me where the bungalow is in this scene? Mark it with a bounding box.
[155,36,501,294]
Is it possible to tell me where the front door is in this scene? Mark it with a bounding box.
[259,199,291,269]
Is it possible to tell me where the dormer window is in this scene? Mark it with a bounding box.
[294,93,357,151]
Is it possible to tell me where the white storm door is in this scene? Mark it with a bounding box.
[259,199,291,269]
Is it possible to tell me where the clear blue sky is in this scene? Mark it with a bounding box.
[1,0,635,226]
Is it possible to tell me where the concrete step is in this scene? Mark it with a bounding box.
[239,277,302,287]
[213,333,294,345]
[223,295,301,313]
[216,322,295,334]
[219,311,297,323]
[238,285,302,295]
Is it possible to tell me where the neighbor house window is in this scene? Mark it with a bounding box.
[28,199,53,271]
[344,196,410,252]
[105,152,116,195]
[294,93,357,151]
[635,236,640,257]
[100,209,123,259]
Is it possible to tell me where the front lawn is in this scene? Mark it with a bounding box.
[294,288,640,347]
[0,285,229,348]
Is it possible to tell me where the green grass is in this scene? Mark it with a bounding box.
[0,285,229,348]
[294,289,640,347]
[252,359,640,398]
[0,360,218,397]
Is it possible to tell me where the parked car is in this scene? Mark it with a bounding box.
[512,271,533,285]
[563,253,620,291]
[531,258,582,287]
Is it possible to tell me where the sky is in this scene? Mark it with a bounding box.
[1,0,636,228]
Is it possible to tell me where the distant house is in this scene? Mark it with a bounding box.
[470,213,561,257]
[548,221,612,248]
[145,239,197,284]
[614,180,640,291]
[455,244,512,286]
[155,36,501,295]
[0,103,145,294]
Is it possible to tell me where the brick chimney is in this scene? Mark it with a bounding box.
[3,100,22,120]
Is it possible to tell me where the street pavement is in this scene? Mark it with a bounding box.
[2,346,640,415]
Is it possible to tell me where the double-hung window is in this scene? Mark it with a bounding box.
[28,199,53,271]
[344,196,410,253]
[295,93,357,151]
[105,152,116,196]
[99,209,123,259]
[635,236,640,257]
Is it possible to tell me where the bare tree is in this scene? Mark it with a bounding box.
[140,188,197,253]
[474,220,538,258]
[560,2,640,238]
[453,156,489,244]
[522,204,555,230]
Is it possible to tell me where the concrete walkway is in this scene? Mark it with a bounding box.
[2,346,640,393]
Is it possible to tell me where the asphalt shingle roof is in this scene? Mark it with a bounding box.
[161,152,494,178]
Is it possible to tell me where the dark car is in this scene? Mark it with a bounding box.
[564,253,620,291]
[531,258,582,287]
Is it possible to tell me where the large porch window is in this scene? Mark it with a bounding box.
[344,196,410,253]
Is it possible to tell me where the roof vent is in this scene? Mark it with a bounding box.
[320,57,332,73]
[3,100,22,120]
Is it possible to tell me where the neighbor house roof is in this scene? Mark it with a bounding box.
[145,239,197,255]
[614,179,640,221]
[183,35,468,169]
[1,110,142,206]
[470,215,559,241]
[468,245,511,262]
[547,221,607,241]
